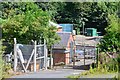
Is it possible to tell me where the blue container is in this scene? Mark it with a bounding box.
[59,24,73,32]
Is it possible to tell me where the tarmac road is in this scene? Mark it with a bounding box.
[12,59,94,78]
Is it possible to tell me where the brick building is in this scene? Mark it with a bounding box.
[49,21,76,65]
[52,32,74,65]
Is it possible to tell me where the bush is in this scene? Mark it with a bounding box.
[0,40,4,79]
[0,54,3,79]
[0,40,12,79]
[97,52,119,72]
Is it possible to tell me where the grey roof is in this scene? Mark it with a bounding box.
[52,49,70,54]
[53,32,71,49]
[75,35,103,46]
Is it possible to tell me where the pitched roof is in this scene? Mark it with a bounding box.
[75,35,103,46]
[53,32,71,49]
[49,21,62,28]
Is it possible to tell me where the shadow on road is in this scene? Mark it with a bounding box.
[66,64,91,70]
[54,59,95,70]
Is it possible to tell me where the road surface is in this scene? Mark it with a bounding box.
[12,59,94,78]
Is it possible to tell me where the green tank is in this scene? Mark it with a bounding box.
[86,28,98,36]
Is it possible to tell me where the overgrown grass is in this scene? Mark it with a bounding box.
[67,64,118,79]
[2,63,13,78]
[0,40,13,79]
[0,40,3,79]
[68,57,119,79]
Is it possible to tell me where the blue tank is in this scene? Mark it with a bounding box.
[59,24,73,32]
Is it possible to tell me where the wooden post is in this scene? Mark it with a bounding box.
[94,46,96,63]
[83,43,85,65]
[72,56,75,68]
[96,46,99,67]
[14,38,17,72]
[34,41,37,72]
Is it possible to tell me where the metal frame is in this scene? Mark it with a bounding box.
[13,38,48,73]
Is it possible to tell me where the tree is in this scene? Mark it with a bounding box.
[26,2,118,35]
[8,2,117,36]
[1,2,60,46]
[44,26,60,49]
[35,2,66,21]
[97,2,119,14]
[2,3,48,44]
[99,14,120,52]
[51,2,118,35]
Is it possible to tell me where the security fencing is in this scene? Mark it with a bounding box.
[13,38,48,73]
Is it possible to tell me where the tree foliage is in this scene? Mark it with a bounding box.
[1,2,120,51]
[99,14,120,52]
[1,2,60,48]
[35,2,66,21]
[51,2,117,35]
[97,2,119,14]
[44,26,60,49]
[43,2,118,35]
[97,2,120,53]
[2,3,48,44]
[0,40,3,79]
[11,2,118,35]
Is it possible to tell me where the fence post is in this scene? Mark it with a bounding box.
[44,39,47,70]
[83,43,85,65]
[34,41,37,72]
[14,38,17,72]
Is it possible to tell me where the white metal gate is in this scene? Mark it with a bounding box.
[13,38,48,72]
